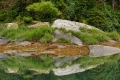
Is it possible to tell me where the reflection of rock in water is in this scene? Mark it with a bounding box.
[0,53,8,60]
[0,37,8,45]
[5,68,19,73]
[53,64,99,76]
[54,56,80,67]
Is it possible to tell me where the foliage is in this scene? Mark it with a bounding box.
[0,25,55,42]
[26,1,61,21]
[40,33,54,43]
[23,16,33,24]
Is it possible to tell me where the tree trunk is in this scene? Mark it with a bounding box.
[112,0,115,10]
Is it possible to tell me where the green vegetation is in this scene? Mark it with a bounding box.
[59,27,120,44]
[40,33,54,43]
[0,54,120,80]
[0,0,120,32]
[26,1,61,22]
[23,16,33,24]
[0,25,55,43]
[57,37,71,44]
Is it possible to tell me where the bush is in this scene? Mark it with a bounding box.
[26,1,61,21]
[23,16,33,23]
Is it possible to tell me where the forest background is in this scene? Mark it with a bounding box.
[0,0,120,32]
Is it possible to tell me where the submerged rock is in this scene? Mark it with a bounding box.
[40,51,55,54]
[53,30,83,46]
[89,45,120,57]
[51,19,100,32]
[4,50,22,56]
[16,41,31,46]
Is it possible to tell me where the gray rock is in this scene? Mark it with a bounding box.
[0,37,8,45]
[89,45,120,57]
[54,56,79,67]
[0,53,8,60]
[16,41,31,46]
[51,19,100,32]
[53,30,83,46]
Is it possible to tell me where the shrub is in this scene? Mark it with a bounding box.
[23,16,33,23]
[26,1,61,21]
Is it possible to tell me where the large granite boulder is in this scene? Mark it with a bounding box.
[89,45,120,57]
[28,22,49,28]
[52,30,83,46]
[51,19,100,32]
[0,37,8,45]
[6,23,18,29]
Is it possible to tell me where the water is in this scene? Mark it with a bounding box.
[0,55,120,80]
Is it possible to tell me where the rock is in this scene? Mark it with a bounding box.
[4,50,22,56]
[0,37,8,45]
[23,50,36,52]
[89,45,120,57]
[108,40,117,44]
[53,64,98,76]
[52,30,83,46]
[16,41,31,46]
[54,56,79,67]
[5,68,19,73]
[51,19,100,32]
[41,51,55,54]
[0,53,8,60]
[28,22,50,28]
[6,23,18,29]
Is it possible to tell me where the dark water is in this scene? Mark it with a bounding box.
[0,59,120,80]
